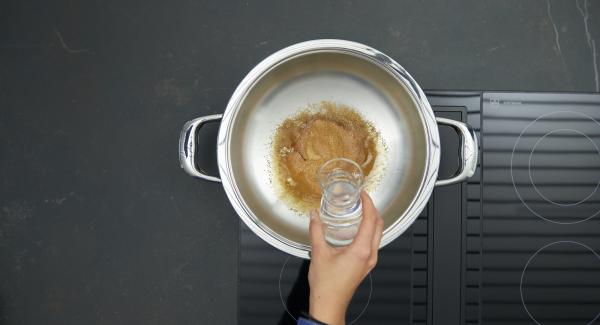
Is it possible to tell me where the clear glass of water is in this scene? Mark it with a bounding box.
[318,158,364,246]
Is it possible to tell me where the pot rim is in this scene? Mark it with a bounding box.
[217,39,440,259]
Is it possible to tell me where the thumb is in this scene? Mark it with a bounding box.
[309,210,327,253]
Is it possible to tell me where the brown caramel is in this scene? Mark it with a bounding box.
[272,101,379,211]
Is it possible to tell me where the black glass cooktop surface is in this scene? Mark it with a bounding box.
[481,92,600,325]
[237,92,600,325]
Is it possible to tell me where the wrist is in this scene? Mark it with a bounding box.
[309,292,349,325]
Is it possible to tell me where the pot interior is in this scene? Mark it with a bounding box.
[226,51,428,249]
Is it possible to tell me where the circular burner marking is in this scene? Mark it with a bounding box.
[520,241,600,325]
[528,128,600,207]
[511,111,600,224]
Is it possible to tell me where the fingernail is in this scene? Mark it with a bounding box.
[309,210,317,220]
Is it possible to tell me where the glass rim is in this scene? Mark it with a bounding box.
[317,157,364,187]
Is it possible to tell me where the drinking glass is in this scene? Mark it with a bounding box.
[318,158,364,246]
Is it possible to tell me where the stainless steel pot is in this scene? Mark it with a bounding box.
[179,40,477,259]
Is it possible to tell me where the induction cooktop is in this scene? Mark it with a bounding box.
[237,91,600,325]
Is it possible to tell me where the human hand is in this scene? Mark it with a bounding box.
[307,191,384,325]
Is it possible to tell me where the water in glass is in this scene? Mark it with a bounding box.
[318,158,364,246]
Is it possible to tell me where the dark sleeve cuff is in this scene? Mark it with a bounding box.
[297,312,330,325]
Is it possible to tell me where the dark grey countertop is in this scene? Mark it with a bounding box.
[0,0,598,324]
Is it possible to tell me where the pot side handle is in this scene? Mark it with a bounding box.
[434,117,478,187]
[178,114,223,182]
